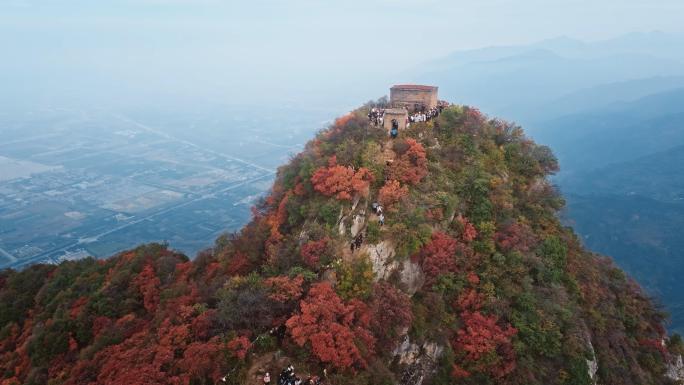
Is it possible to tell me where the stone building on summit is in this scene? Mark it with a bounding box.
[390,84,439,110]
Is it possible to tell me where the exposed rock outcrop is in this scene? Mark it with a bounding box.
[667,354,684,382]
[361,241,424,295]
[586,339,598,384]
[350,211,365,237]
[393,337,444,385]
[363,240,397,280]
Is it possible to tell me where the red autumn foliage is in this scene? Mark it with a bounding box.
[94,331,173,385]
[190,309,217,340]
[286,282,375,370]
[311,158,374,200]
[371,282,413,350]
[300,237,330,269]
[133,264,161,313]
[425,207,444,221]
[451,363,471,379]
[494,222,538,253]
[227,336,252,360]
[455,288,486,313]
[456,215,478,242]
[69,296,88,319]
[387,139,428,185]
[68,335,78,351]
[178,336,225,380]
[321,114,357,140]
[412,232,459,286]
[463,107,485,134]
[378,180,409,210]
[263,275,304,303]
[466,272,480,285]
[265,190,292,242]
[174,261,193,281]
[157,318,190,347]
[226,252,251,276]
[92,316,112,337]
[294,181,306,196]
[453,310,517,379]
[335,114,354,128]
[638,338,667,357]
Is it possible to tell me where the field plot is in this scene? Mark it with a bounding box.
[0,106,328,269]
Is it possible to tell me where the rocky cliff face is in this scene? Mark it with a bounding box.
[667,354,684,382]
[393,337,444,385]
[0,102,682,385]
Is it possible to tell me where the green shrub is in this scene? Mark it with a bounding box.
[335,256,374,300]
[366,221,381,244]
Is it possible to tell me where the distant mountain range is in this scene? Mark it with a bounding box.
[535,88,684,174]
[408,31,684,333]
[409,31,684,122]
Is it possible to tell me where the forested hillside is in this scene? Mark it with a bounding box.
[533,88,684,334]
[1,104,682,385]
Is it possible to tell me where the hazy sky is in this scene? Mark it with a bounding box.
[2,0,684,108]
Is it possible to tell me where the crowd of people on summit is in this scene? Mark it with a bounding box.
[368,108,384,127]
[367,102,446,131]
[409,105,442,123]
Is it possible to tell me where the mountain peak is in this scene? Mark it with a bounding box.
[1,94,682,385]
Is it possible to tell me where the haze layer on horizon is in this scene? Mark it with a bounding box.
[2,0,684,109]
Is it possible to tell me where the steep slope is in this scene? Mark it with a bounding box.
[565,193,684,335]
[1,104,683,385]
[531,88,684,334]
[559,144,684,334]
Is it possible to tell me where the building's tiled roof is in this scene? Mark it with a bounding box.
[391,84,438,91]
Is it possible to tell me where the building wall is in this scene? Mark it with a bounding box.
[390,87,438,109]
[383,110,408,132]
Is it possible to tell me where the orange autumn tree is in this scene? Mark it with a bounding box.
[311,156,374,200]
[263,275,304,303]
[178,337,227,381]
[451,283,517,379]
[286,282,375,369]
[452,310,517,379]
[226,336,252,360]
[133,264,161,313]
[412,232,460,286]
[494,221,537,253]
[455,215,478,243]
[378,180,409,210]
[226,251,251,276]
[300,237,331,269]
[264,190,292,243]
[387,139,428,185]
